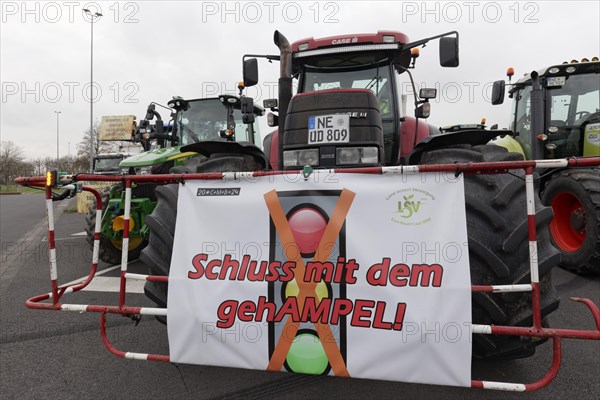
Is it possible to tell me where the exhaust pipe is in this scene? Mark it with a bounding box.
[530,71,544,160]
[274,30,292,170]
[274,30,292,78]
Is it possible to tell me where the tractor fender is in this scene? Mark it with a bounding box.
[399,116,434,160]
[407,129,502,164]
[181,140,269,170]
[488,134,526,159]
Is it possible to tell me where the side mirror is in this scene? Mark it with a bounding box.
[267,112,278,127]
[243,58,259,87]
[241,97,254,114]
[263,98,278,109]
[155,119,164,134]
[419,88,437,100]
[491,80,506,105]
[145,104,156,120]
[415,103,431,119]
[439,36,459,67]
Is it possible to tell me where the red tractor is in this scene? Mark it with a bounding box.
[141,30,560,360]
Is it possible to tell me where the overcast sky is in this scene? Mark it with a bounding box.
[1,0,599,160]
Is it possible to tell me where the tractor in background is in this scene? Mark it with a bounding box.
[490,58,600,274]
[439,118,488,134]
[141,30,561,361]
[86,95,265,265]
[92,153,130,175]
[91,144,144,175]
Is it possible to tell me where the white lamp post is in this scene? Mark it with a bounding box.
[83,8,102,172]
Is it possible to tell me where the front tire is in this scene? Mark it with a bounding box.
[85,184,147,265]
[541,169,600,274]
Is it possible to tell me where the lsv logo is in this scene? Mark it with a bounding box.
[396,194,421,219]
[387,188,435,226]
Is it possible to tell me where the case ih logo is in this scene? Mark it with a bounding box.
[348,111,367,118]
[331,37,358,45]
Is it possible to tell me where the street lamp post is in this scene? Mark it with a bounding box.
[83,8,102,172]
[54,111,61,167]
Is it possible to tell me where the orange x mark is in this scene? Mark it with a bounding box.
[264,188,356,377]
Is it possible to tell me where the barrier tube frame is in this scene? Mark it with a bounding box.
[15,156,600,391]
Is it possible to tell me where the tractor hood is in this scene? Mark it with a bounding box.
[119,146,195,167]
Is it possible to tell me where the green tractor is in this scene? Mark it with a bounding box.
[85,95,264,264]
[491,58,600,274]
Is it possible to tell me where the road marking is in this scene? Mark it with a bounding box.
[41,236,87,242]
[41,231,87,241]
[1,219,48,292]
[60,265,121,286]
[78,276,145,294]
[60,263,146,294]
[1,197,77,291]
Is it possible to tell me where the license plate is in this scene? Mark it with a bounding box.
[308,114,350,144]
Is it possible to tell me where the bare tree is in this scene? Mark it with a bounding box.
[0,141,27,186]
[76,122,138,171]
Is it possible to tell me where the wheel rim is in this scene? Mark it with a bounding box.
[549,192,586,252]
[111,237,145,251]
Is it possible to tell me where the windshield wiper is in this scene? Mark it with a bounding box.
[365,76,381,91]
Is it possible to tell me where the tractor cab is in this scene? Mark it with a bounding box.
[175,95,263,146]
[492,58,600,159]
[122,95,264,171]
[93,153,129,175]
[243,30,460,169]
[290,32,413,166]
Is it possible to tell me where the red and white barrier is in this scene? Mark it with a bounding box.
[15,156,600,391]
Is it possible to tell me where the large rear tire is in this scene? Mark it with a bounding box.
[541,169,600,274]
[419,145,560,360]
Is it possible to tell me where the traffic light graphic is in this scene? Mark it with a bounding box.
[265,189,355,376]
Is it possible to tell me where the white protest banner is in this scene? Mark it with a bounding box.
[167,171,472,387]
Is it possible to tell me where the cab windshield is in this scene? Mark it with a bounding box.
[546,73,599,157]
[548,74,599,126]
[302,63,393,115]
[94,157,123,172]
[177,99,258,145]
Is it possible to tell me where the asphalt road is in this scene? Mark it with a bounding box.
[1,194,598,399]
[0,192,48,249]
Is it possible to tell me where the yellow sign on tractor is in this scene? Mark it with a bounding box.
[98,115,137,141]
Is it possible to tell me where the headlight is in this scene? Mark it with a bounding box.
[283,149,319,167]
[336,147,378,165]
